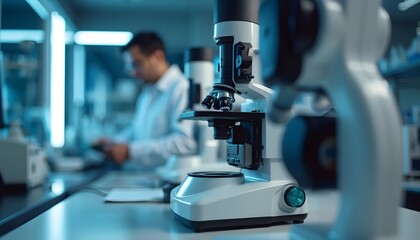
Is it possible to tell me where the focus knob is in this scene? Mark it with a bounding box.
[284,186,306,208]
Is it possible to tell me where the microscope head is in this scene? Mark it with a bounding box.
[181,0,288,173]
[201,0,260,112]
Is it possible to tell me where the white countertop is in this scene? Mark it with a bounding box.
[2,171,419,240]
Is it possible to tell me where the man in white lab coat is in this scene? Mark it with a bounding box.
[98,32,197,169]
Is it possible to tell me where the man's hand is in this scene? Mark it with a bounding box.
[106,143,129,165]
[93,138,129,164]
[91,138,112,152]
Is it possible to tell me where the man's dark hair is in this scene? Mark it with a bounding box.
[121,32,166,56]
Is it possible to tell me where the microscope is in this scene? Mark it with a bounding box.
[156,47,236,187]
[260,0,402,239]
[170,0,308,232]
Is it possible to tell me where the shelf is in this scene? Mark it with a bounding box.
[4,60,38,70]
[382,60,420,88]
[382,60,420,80]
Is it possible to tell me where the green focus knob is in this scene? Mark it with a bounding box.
[285,186,306,208]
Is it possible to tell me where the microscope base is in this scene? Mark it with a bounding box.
[172,210,307,232]
[170,173,308,232]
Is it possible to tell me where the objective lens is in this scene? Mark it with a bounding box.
[213,99,220,110]
[219,97,232,112]
[201,95,215,109]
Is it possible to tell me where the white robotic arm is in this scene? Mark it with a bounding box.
[260,0,402,239]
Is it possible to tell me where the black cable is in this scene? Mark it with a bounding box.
[77,186,110,197]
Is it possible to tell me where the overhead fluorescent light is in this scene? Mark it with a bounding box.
[50,12,66,148]
[0,29,74,44]
[74,31,133,46]
[0,30,43,43]
[73,45,85,106]
[398,0,420,11]
[25,0,49,19]
[26,0,77,33]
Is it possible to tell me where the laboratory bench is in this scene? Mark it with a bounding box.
[1,171,419,240]
[0,167,109,236]
[403,179,420,212]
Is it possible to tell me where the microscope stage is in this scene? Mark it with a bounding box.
[180,111,265,121]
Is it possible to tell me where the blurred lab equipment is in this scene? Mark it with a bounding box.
[403,124,420,178]
[260,0,401,239]
[156,47,236,193]
[170,0,308,232]
[379,22,420,73]
[0,120,47,191]
[0,50,45,190]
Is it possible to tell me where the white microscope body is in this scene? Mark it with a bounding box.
[170,0,308,232]
[260,0,402,239]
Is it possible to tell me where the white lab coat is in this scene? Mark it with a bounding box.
[115,65,197,168]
